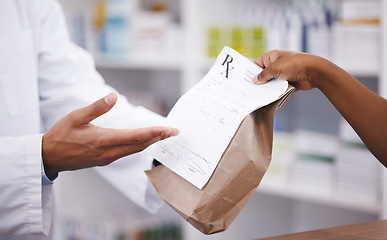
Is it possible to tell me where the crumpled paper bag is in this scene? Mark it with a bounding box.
[146,85,294,235]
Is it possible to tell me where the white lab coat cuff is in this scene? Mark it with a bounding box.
[26,134,53,236]
[24,134,44,235]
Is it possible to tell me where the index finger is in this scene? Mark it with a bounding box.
[254,55,265,69]
[102,126,179,147]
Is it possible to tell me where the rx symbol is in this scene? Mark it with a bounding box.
[221,54,234,79]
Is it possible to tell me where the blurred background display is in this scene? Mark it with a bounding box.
[54,0,386,239]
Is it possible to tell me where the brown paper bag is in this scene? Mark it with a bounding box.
[146,86,295,235]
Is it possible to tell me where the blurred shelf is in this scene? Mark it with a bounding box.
[94,54,183,70]
[333,62,380,77]
[93,54,380,78]
[257,177,381,214]
[200,57,380,78]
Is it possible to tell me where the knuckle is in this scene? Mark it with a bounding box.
[150,126,163,136]
[132,132,144,145]
[257,74,265,82]
[269,51,279,61]
[66,111,80,125]
[138,139,149,149]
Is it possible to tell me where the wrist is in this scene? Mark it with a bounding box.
[306,55,336,90]
[41,160,58,185]
[41,133,59,177]
[308,55,358,101]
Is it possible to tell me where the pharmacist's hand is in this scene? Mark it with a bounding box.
[42,93,179,176]
[252,50,325,91]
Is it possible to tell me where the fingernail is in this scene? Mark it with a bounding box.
[252,75,258,84]
[170,128,179,137]
[162,128,179,138]
[161,129,171,138]
[104,93,115,105]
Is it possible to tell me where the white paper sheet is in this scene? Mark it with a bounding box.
[146,46,288,189]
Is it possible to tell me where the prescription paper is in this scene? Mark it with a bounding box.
[147,46,288,189]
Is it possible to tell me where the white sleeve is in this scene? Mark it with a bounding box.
[0,135,52,235]
[37,0,164,212]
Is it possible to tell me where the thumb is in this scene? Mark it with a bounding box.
[252,67,276,85]
[73,92,117,125]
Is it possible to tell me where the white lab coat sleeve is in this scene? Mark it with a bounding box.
[37,0,164,212]
[0,135,52,235]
